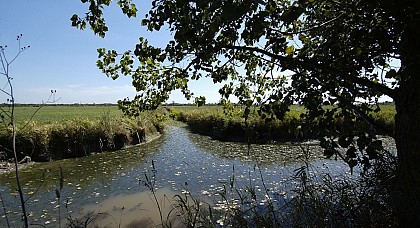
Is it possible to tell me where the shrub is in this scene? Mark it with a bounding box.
[0,111,165,161]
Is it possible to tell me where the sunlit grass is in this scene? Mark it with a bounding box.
[8,105,122,125]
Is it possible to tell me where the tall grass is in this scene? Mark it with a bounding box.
[0,108,165,161]
[168,104,395,143]
[168,106,303,142]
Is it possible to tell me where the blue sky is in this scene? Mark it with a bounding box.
[0,0,219,104]
[1,1,396,105]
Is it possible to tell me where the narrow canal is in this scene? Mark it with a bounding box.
[0,125,361,227]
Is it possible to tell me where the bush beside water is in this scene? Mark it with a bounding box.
[0,111,165,161]
[168,105,395,143]
[169,106,300,142]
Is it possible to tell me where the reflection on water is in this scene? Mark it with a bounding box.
[81,188,183,228]
[0,126,352,227]
[187,126,324,166]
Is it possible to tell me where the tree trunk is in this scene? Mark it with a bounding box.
[394,16,420,227]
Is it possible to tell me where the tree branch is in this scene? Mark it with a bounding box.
[19,91,61,132]
[224,45,285,62]
[224,44,396,99]
[332,91,394,136]
[0,87,12,97]
[268,13,344,36]
[342,74,396,99]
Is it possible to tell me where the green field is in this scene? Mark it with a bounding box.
[7,104,395,125]
[8,105,123,125]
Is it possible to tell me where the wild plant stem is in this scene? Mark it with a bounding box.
[145,165,164,224]
[11,100,29,227]
[1,37,29,228]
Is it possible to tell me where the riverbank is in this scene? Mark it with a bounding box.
[0,107,167,162]
[0,161,34,175]
[0,132,163,175]
[167,105,395,143]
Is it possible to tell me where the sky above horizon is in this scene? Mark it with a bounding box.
[0,0,221,104]
[1,1,396,105]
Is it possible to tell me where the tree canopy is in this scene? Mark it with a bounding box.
[72,0,420,223]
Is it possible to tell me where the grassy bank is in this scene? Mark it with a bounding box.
[167,104,396,143]
[0,105,166,161]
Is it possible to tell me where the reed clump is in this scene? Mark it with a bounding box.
[0,113,165,161]
[168,160,398,227]
[169,106,311,142]
[168,105,395,143]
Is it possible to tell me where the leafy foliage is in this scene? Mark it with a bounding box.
[72,0,419,178]
[71,0,137,38]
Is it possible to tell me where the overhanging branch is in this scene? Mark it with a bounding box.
[224,45,286,62]
[342,74,396,99]
[267,13,344,36]
[224,44,396,99]
[334,91,394,136]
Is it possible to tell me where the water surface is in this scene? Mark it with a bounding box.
[0,125,354,227]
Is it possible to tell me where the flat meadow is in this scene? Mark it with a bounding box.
[9,105,123,125]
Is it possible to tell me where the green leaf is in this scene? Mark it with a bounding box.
[194,96,206,107]
[298,34,309,43]
[355,47,362,56]
[285,45,295,55]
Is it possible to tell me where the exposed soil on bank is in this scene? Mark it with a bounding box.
[0,161,35,175]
